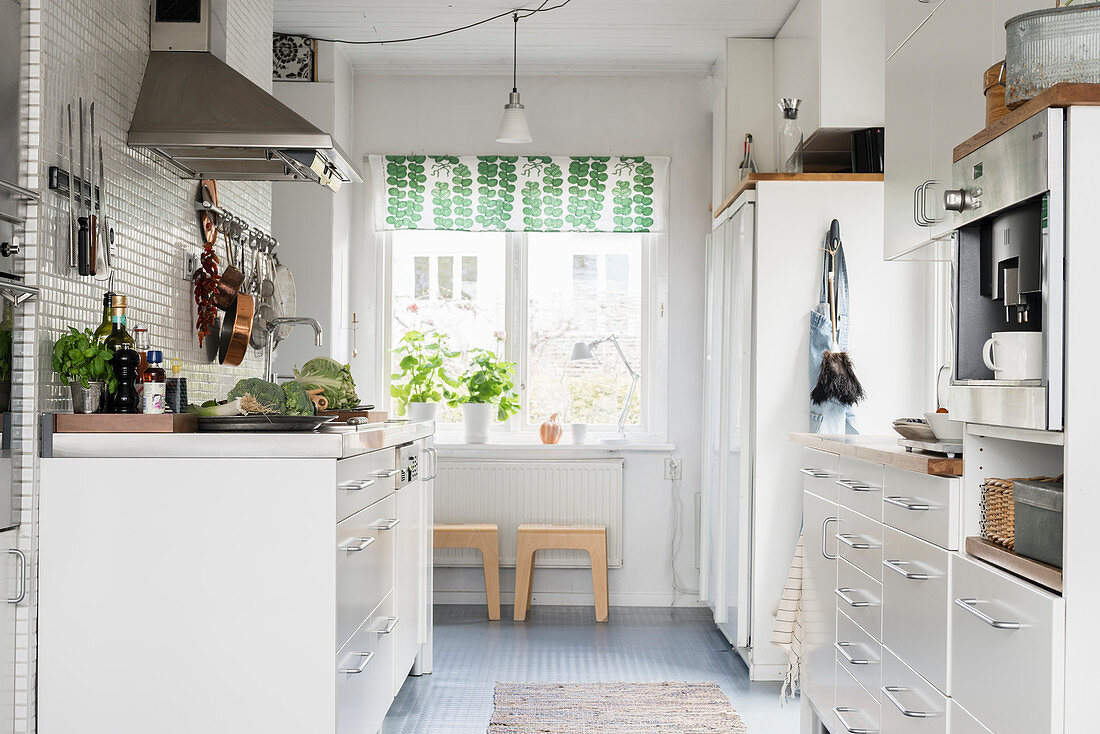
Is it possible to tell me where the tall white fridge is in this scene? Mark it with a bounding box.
[700,180,929,680]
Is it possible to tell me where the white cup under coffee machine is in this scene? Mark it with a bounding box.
[982,331,1044,381]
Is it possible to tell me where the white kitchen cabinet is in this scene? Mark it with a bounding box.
[880,646,949,734]
[773,0,885,140]
[836,610,880,701]
[394,438,434,691]
[833,661,880,734]
[950,554,1065,734]
[802,488,839,734]
[837,505,883,583]
[883,14,933,260]
[0,529,21,734]
[950,700,994,734]
[37,428,434,734]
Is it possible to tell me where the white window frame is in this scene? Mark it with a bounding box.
[375,230,669,442]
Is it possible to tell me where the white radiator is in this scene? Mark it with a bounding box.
[433,458,624,568]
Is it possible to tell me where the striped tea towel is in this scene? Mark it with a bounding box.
[771,532,805,704]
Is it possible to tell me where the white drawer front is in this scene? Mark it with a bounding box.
[879,646,948,734]
[837,457,884,522]
[948,700,993,734]
[834,662,881,734]
[336,449,397,522]
[838,505,884,582]
[837,558,882,642]
[837,610,880,699]
[336,591,396,734]
[881,526,951,695]
[802,447,840,503]
[950,555,1065,734]
[882,466,960,550]
[337,495,397,649]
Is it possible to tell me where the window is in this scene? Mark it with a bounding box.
[385,230,663,436]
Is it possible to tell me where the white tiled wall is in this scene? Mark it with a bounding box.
[15,1,274,730]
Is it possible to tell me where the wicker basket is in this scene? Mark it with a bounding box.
[980,476,1062,549]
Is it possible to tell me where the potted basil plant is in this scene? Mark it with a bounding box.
[52,327,117,413]
[449,348,520,443]
[390,330,461,422]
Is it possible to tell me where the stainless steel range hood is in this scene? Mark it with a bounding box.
[128,0,359,191]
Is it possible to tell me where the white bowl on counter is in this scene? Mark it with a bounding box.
[924,411,964,442]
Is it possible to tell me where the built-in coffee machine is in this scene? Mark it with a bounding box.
[947,108,1063,431]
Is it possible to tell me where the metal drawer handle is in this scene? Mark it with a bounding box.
[372,468,399,478]
[338,478,376,491]
[837,478,876,492]
[834,641,871,666]
[883,559,929,580]
[881,686,930,719]
[822,517,839,560]
[833,706,877,734]
[800,467,830,478]
[339,650,374,675]
[339,536,375,553]
[6,550,25,605]
[377,616,399,635]
[835,587,871,608]
[375,518,400,531]
[835,533,873,550]
[954,598,1020,630]
[884,496,930,512]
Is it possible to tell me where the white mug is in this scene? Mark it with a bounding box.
[571,424,588,444]
[982,331,1043,381]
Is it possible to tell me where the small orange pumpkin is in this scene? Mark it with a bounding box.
[539,413,563,444]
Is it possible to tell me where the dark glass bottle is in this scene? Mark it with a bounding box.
[105,297,137,412]
[103,295,135,353]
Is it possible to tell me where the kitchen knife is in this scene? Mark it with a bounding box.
[95,138,111,278]
[66,104,77,269]
[87,102,97,277]
[77,98,89,276]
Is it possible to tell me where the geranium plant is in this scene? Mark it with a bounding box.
[449,348,521,421]
[51,327,118,392]
[389,330,461,416]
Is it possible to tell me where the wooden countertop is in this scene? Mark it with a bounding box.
[712,173,884,220]
[954,82,1100,162]
[790,433,963,477]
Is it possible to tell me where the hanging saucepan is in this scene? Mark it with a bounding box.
[218,293,255,366]
[213,224,245,310]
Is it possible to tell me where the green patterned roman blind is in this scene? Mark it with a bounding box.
[369,155,669,233]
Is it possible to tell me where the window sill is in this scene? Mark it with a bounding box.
[434,432,674,455]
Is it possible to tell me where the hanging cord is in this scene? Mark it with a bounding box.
[305,0,574,46]
[512,13,519,92]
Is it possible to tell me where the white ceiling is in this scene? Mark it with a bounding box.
[273,1,799,76]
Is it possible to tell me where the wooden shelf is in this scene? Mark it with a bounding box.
[713,173,884,220]
[954,82,1100,162]
[790,433,962,477]
[53,413,197,433]
[965,536,1062,594]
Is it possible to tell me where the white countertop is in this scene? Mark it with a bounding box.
[44,420,434,459]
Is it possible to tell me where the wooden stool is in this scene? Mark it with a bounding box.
[514,524,608,623]
[433,523,500,621]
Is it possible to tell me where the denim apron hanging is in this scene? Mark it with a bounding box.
[809,237,859,434]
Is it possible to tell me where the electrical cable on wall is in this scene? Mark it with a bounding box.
[668,452,699,604]
[304,0,575,46]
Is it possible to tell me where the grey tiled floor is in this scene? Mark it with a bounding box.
[383,605,801,733]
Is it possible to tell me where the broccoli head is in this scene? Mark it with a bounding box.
[282,381,316,416]
[227,378,286,414]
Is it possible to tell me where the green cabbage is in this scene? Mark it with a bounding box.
[292,357,359,411]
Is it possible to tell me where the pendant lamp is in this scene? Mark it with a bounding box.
[496,13,532,144]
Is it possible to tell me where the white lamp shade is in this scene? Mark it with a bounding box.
[497,105,532,144]
[570,341,595,361]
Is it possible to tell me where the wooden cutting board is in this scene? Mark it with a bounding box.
[54,413,198,433]
[318,409,388,423]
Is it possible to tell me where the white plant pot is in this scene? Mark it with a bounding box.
[406,401,440,423]
[462,403,496,444]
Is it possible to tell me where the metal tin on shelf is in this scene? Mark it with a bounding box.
[1005,3,1100,106]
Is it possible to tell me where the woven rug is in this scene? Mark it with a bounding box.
[487,682,749,733]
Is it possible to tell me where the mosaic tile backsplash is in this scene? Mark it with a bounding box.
[15,1,275,731]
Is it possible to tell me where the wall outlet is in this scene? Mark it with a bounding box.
[184,251,200,279]
[664,457,682,480]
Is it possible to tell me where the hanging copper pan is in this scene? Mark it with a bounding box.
[218,293,255,366]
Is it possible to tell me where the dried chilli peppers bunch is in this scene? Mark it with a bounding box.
[194,210,221,346]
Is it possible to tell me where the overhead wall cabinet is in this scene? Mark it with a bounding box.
[701,180,926,681]
[882,0,1049,260]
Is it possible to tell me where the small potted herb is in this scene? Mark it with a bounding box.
[449,348,520,443]
[52,327,117,413]
[390,330,461,422]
